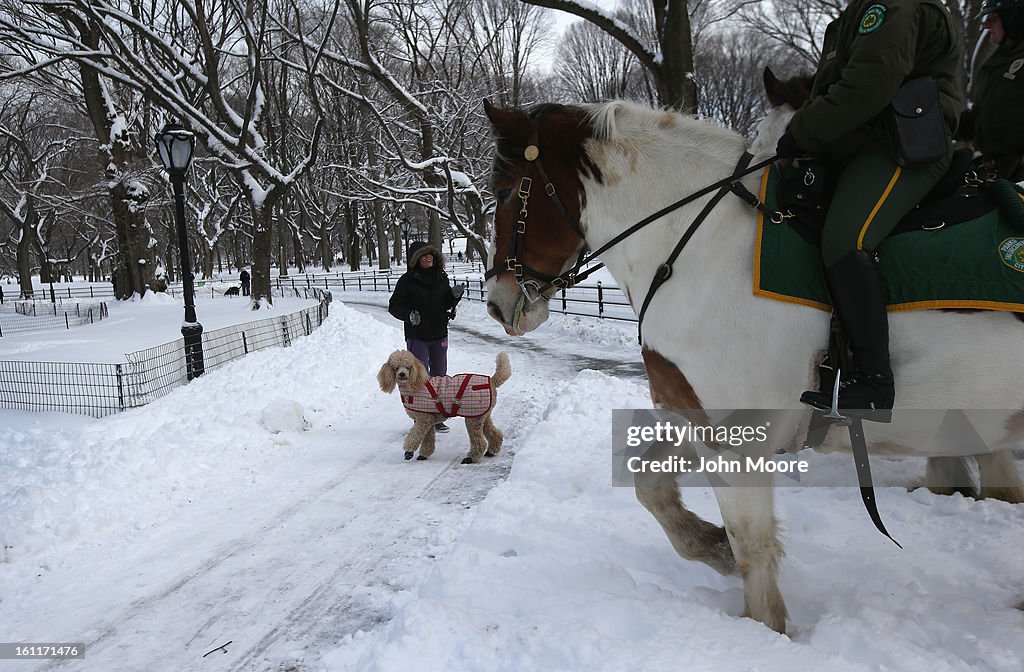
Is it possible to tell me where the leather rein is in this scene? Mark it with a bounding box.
[485,124,778,341]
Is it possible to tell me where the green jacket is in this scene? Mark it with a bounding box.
[960,39,1024,156]
[790,0,963,164]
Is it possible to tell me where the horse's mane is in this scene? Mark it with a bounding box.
[580,100,748,175]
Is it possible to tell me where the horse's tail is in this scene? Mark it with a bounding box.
[491,351,512,388]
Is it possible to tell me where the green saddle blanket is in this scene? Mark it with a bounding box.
[754,166,1024,312]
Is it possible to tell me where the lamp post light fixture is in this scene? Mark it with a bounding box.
[155,121,205,380]
[399,217,411,260]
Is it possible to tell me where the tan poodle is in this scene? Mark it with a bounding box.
[377,351,511,463]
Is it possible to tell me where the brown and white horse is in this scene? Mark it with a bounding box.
[483,98,1024,633]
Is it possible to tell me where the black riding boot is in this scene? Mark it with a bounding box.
[801,250,895,415]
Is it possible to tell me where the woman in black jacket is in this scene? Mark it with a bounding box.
[388,241,463,376]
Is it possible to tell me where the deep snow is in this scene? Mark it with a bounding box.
[1,292,1022,672]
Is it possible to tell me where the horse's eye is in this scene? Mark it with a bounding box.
[496,188,513,202]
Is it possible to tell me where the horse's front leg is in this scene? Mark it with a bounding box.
[633,441,736,576]
[713,479,788,633]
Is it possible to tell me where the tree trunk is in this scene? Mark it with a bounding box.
[277,206,288,277]
[346,202,360,271]
[319,217,332,271]
[249,200,274,307]
[466,192,490,262]
[374,199,389,271]
[110,182,154,299]
[17,215,35,298]
[69,18,155,299]
[202,244,214,280]
[658,0,698,112]
[392,222,402,264]
[292,225,305,273]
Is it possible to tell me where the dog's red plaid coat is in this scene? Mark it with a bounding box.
[400,374,495,418]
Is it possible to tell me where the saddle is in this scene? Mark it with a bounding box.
[400,374,495,418]
[777,149,1023,246]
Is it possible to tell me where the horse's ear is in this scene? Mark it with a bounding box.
[764,67,784,107]
[483,99,529,135]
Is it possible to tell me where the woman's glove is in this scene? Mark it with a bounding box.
[408,310,421,326]
[452,284,465,302]
[775,129,805,159]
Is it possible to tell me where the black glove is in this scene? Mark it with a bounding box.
[775,129,805,160]
[408,310,421,326]
[452,284,465,302]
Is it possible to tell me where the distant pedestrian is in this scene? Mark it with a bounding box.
[240,268,251,296]
[457,250,464,262]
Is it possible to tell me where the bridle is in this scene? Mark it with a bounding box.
[485,114,778,340]
[483,120,589,305]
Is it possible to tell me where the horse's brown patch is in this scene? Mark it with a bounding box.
[486,102,599,284]
[658,112,678,130]
[642,347,709,425]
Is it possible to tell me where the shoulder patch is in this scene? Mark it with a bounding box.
[999,237,1024,273]
[858,4,887,35]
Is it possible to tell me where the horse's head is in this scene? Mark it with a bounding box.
[482,100,600,335]
[750,67,815,156]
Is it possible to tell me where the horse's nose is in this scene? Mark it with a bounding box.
[487,301,505,324]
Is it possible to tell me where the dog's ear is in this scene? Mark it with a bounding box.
[377,361,397,393]
[409,359,429,390]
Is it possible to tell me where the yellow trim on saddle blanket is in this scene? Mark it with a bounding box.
[751,166,1024,314]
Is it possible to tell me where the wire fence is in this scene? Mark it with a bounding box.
[0,287,331,417]
[0,300,110,337]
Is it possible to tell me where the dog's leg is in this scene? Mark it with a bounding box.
[417,420,437,460]
[461,418,487,464]
[404,415,432,461]
[482,415,503,457]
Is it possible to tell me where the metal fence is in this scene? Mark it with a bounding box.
[0,287,331,417]
[0,300,109,337]
[282,267,638,323]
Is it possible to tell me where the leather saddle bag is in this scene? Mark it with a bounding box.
[883,76,949,168]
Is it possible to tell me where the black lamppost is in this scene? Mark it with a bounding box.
[155,122,205,380]
[399,217,411,260]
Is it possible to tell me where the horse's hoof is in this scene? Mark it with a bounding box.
[404,452,414,460]
[484,451,495,458]
[461,457,475,464]
[417,455,428,461]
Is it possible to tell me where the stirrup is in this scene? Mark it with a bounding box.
[799,368,892,424]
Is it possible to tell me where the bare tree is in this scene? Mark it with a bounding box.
[1,0,337,307]
[695,29,808,136]
[554,20,655,103]
[734,0,842,68]
[520,0,698,111]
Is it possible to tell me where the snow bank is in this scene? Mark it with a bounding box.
[324,369,1024,672]
[0,303,402,568]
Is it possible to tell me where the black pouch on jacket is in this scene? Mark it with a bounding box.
[883,76,949,168]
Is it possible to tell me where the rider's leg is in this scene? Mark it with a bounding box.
[802,143,950,412]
